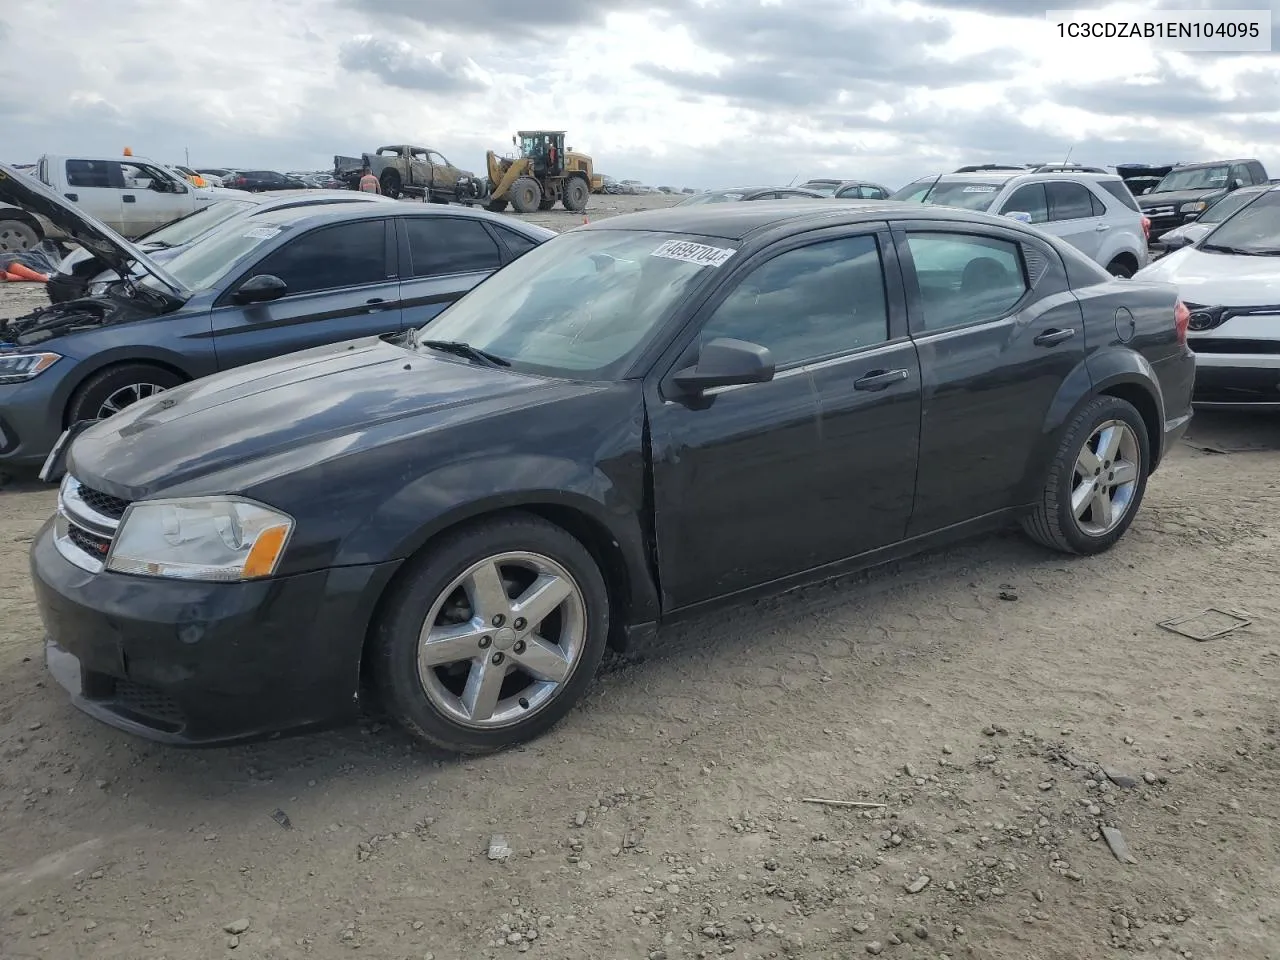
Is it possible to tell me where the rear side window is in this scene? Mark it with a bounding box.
[905,232,1028,331]
[65,159,119,189]
[1046,182,1097,221]
[493,225,539,260]
[404,217,502,277]
[254,219,387,295]
[1098,180,1140,212]
[1002,183,1049,223]
[860,185,888,199]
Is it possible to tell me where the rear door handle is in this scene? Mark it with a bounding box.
[853,368,910,391]
[64,193,78,202]
[1094,223,1110,231]
[122,194,136,203]
[1034,328,1076,346]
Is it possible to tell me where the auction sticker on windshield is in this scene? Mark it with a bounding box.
[651,239,736,267]
[242,227,281,240]
[963,186,997,193]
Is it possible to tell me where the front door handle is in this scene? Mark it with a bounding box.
[1094,223,1110,231]
[365,297,391,313]
[122,194,136,203]
[853,368,910,391]
[1034,327,1076,346]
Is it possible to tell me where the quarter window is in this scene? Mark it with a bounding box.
[905,232,1027,331]
[404,217,502,277]
[253,220,387,295]
[1099,180,1139,212]
[699,235,889,368]
[1002,183,1049,223]
[1046,181,1098,221]
[492,225,539,260]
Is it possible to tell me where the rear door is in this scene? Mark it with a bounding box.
[896,222,1086,535]
[61,159,126,233]
[397,215,505,330]
[210,217,403,369]
[1045,180,1107,260]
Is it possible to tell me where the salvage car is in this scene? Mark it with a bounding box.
[48,189,399,303]
[1151,183,1270,256]
[1134,185,1280,408]
[29,198,1194,752]
[334,145,474,202]
[0,163,554,467]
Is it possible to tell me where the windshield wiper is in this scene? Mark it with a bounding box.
[417,339,510,367]
[1200,243,1259,255]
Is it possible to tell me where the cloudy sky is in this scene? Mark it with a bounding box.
[2,0,1276,190]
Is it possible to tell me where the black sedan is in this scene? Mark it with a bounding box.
[225,170,310,192]
[31,201,1195,754]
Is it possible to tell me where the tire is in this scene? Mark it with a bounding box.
[372,512,610,754]
[485,198,509,213]
[1106,257,1136,279]
[380,171,401,199]
[0,219,39,255]
[1021,395,1150,556]
[508,177,543,214]
[66,363,186,425]
[538,196,557,211]
[562,176,590,213]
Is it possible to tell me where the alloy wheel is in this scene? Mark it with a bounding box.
[96,382,168,418]
[416,551,586,728]
[1071,419,1140,536]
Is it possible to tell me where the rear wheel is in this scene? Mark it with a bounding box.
[562,176,590,212]
[1106,256,1136,278]
[380,170,401,199]
[508,177,543,214]
[372,513,610,754]
[0,219,38,255]
[66,363,186,424]
[1021,395,1149,555]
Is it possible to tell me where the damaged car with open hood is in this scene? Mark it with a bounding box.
[0,163,554,468]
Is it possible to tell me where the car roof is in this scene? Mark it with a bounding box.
[583,199,1038,241]
[245,201,556,236]
[1175,159,1257,170]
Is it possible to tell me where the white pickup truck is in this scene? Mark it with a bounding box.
[0,153,227,253]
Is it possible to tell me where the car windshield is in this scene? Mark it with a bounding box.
[1152,166,1230,193]
[141,217,293,293]
[677,191,746,205]
[802,182,839,196]
[1199,191,1280,255]
[414,229,732,379]
[891,179,936,202]
[140,199,255,248]
[918,180,1004,211]
[1200,189,1261,224]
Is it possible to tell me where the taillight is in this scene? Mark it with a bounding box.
[1141,216,1151,241]
[1174,300,1189,344]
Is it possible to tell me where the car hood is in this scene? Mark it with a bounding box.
[1134,246,1280,304]
[0,162,188,298]
[67,336,597,501]
[1138,188,1222,208]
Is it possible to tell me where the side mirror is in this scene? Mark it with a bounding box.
[232,274,288,304]
[1003,210,1033,223]
[671,338,775,394]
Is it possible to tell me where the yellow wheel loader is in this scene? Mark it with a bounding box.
[484,131,602,214]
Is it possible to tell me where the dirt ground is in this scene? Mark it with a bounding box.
[1,201,1278,960]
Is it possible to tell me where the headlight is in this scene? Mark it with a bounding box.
[107,497,293,581]
[0,352,61,384]
[1180,201,1207,213]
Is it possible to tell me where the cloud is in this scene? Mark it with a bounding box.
[338,36,487,93]
[1053,63,1280,118]
[342,0,691,37]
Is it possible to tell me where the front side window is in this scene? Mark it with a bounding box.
[699,236,889,368]
[1001,183,1049,223]
[404,217,501,277]
[860,185,888,199]
[906,232,1028,331]
[416,229,728,379]
[65,159,118,189]
[253,220,387,295]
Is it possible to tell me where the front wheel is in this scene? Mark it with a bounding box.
[1021,395,1150,555]
[66,363,186,424]
[372,513,610,754]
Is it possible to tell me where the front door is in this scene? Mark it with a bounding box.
[396,215,506,330]
[210,218,404,370]
[60,159,126,234]
[895,223,1087,536]
[647,229,922,611]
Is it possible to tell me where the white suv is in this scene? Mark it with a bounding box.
[902,164,1149,277]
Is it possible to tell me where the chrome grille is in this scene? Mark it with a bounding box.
[1144,204,1175,216]
[53,475,127,573]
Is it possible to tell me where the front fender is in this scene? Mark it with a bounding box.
[332,452,661,626]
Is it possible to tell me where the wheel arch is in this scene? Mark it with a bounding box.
[59,353,195,427]
[0,208,46,242]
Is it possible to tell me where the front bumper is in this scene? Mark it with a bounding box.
[1190,352,1280,407]
[0,375,68,468]
[30,520,401,745]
